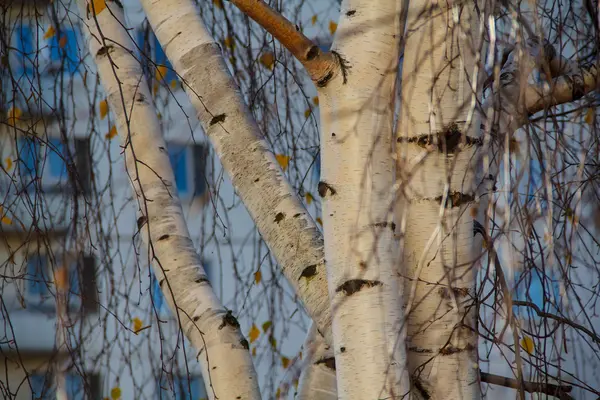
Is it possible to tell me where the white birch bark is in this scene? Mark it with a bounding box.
[77,3,260,398]
[317,0,409,398]
[397,1,483,399]
[136,0,333,347]
[296,324,336,400]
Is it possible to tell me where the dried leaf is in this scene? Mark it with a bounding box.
[7,106,22,125]
[43,26,56,40]
[99,99,108,119]
[268,334,277,348]
[155,65,167,81]
[132,317,143,333]
[520,335,535,354]
[54,267,69,291]
[275,388,281,399]
[259,52,275,70]
[110,387,121,400]
[170,79,178,89]
[304,109,311,118]
[251,347,256,357]
[262,320,272,332]
[87,0,107,16]
[213,0,223,8]
[275,154,290,171]
[58,35,67,49]
[223,36,235,50]
[254,270,262,284]
[281,356,290,368]
[153,82,159,96]
[311,15,318,25]
[1,216,12,225]
[329,21,338,35]
[584,107,595,125]
[5,157,12,171]
[105,125,117,140]
[312,96,319,106]
[305,192,313,205]
[316,217,322,226]
[249,323,260,343]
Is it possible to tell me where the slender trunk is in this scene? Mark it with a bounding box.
[78,3,260,398]
[317,0,409,398]
[297,324,336,400]
[137,0,333,346]
[397,1,483,398]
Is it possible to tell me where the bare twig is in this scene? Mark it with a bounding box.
[481,371,574,400]
[227,0,338,85]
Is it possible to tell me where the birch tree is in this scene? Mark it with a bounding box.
[2,0,600,399]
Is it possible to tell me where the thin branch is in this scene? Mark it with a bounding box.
[227,0,338,84]
[513,301,600,344]
[481,371,574,400]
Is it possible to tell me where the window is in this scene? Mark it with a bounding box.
[11,23,36,78]
[17,136,92,194]
[167,142,208,198]
[157,373,207,400]
[136,22,177,84]
[48,27,80,74]
[25,252,97,313]
[514,267,561,315]
[29,371,98,400]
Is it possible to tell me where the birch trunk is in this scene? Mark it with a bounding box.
[137,0,334,346]
[317,0,409,398]
[296,324,336,400]
[78,2,260,398]
[397,1,483,398]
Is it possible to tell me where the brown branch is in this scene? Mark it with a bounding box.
[481,371,574,400]
[227,0,338,85]
[513,300,600,344]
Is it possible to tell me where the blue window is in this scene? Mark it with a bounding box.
[26,253,80,310]
[27,254,50,298]
[30,373,54,399]
[65,373,85,399]
[157,374,206,400]
[12,24,35,77]
[514,268,561,314]
[48,28,80,74]
[18,137,69,189]
[137,25,176,83]
[151,272,167,314]
[168,144,189,196]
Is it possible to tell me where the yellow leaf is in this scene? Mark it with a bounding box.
[584,108,595,125]
[153,82,159,96]
[170,79,177,89]
[105,125,117,140]
[87,0,107,16]
[329,21,338,35]
[213,0,223,8]
[520,336,535,355]
[304,109,311,118]
[155,65,167,81]
[110,387,121,400]
[305,192,313,205]
[132,317,143,333]
[298,351,302,360]
[275,154,290,171]
[43,26,56,40]
[1,216,12,225]
[99,99,108,120]
[254,270,262,284]
[312,96,319,106]
[54,267,69,291]
[223,36,235,50]
[58,35,67,49]
[275,388,281,399]
[248,323,260,343]
[251,347,256,357]
[83,70,88,85]
[157,113,162,120]
[7,106,22,125]
[281,356,290,368]
[259,52,275,70]
[262,320,272,332]
[268,334,277,348]
[5,157,13,171]
[293,378,299,389]
[316,217,322,226]
[311,15,318,25]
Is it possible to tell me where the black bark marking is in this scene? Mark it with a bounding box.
[96,45,115,58]
[254,177,260,182]
[316,71,334,87]
[340,346,346,353]
[346,10,356,16]
[434,192,475,208]
[359,261,367,269]
[293,213,303,218]
[412,376,431,399]
[318,181,337,197]
[274,212,285,223]
[306,45,320,61]
[219,310,240,330]
[240,338,249,350]
[373,221,396,231]
[136,93,146,103]
[136,216,147,230]
[299,264,318,280]
[336,279,382,296]
[193,315,200,321]
[397,123,482,153]
[316,357,336,370]
[331,132,336,137]
[570,74,585,99]
[158,234,169,241]
[209,113,226,126]
[438,286,470,299]
[408,346,434,353]
[439,342,475,355]
[331,51,351,84]
[194,276,210,284]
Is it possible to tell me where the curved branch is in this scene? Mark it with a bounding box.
[481,371,574,400]
[227,0,338,85]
